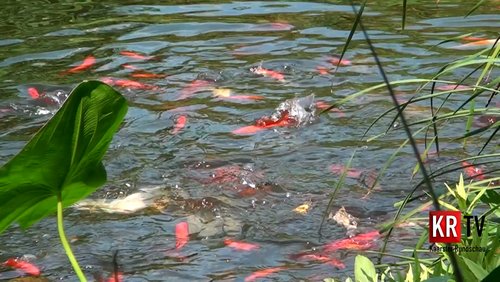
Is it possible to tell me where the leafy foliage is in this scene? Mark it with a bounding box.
[0,80,128,233]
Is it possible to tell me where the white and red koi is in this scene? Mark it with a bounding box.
[462,161,486,181]
[3,258,41,276]
[250,66,285,82]
[180,79,213,99]
[329,56,352,66]
[330,164,363,179]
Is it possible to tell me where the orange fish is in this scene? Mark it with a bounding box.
[232,125,266,135]
[244,267,285,282]
[269,22,294,30]
[65,55,96,73]
[330,164,363,178]
[28,87,40,99]
[100,77,156,90]
[130,72,167,79]
[323,231,380,252]
[315,101,345,117]
[172,115,187,134]
[462,36,488,42]
[106,272,124,282]
[120,50,153,60]
[455,39,497,49]
[316,66,330,75]
[180,79,213,99]
[250,66,285,82]
[222,95,265,101]
[232,111,294,135]
[175,222,189,250]
[462,161,485,181]
[224,238,260,251]
[4,258,41,276]
[121,64,139,70]
[435,84,472,91]
[329,56,352,66]
[328,258,346,269]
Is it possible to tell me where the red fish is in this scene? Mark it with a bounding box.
[3,258,41,276]
[130,72,166,79]
[232,111,295,135]
[316,66,330,75]
[180,79,213,99]
[121,64,139,70]
[462,36,488,42]
[245,267,285,282]
[250,66,285,82]
[100,77,156,90]
[456,39,496,48]
[435,84,472,91]
[329,56,352,66]
[221,95,264,101]
[269,22,294,30]
[65,55,96,73]
[224,238,260,251]
[175,222,189,250]
[106,272,124,282]
[328,258,346,269]
[330,164,363,179]
[120,50,153,60]
[315,101,345,117]
[28,87,41,99]
[323,231,380,252]
[462,161,485,181]
[172,115,187,134]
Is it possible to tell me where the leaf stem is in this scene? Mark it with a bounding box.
[57,199,87,282]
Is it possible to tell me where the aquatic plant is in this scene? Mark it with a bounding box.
[321,1,499,281]
[0,81,128,281]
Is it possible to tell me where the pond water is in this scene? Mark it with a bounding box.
[0,1,498,281]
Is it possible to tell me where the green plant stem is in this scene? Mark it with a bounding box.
[57,199,87,282]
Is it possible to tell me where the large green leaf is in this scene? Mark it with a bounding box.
[0,80,128,233]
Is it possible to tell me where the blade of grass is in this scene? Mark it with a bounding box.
[318,150,356,235]
[465,0,487,18]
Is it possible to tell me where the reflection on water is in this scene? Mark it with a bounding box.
[0,1,499,281]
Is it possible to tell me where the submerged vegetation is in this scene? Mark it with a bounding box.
[0,0,498,281]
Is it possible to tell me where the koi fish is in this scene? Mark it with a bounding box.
[315,101,345,117]
[65,55,96,73]
[323,230,380,252]
[316,66,330,75]
[328,258,346,269]
[100,77,156,90]
[224,238,260,251]
[175,221,189,250]
[130,72,166,79]
[244,267,285,282]
[121,64,139,70]
[106,272,124,282]
[232,111,294,135]
[180,79,213,99]
[3,258,41,276]
[172,115,187,135]
[120,50,153,60]
[462,161,485,181]
[330,164,363,179]
[212,88,264,100]
[290,253,346,269]
[250,66,285,82]
[454,39,497,49]
[329,56,352,66]
[28,87,41,99]
[435,84,472,91]
[269,22,294,30]
[474,115,497,128]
